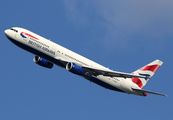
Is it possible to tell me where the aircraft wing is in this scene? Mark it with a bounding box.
[56,57,149,79]
[132,88,168,97]
[81,65,149,78]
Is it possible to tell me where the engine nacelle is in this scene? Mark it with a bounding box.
[33,56,53,69]
[66,62,84,75]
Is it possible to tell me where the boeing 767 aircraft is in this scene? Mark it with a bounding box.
[4,27,167,97]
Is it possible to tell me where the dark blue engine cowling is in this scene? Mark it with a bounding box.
[33,56,53,69]
[66,62,84,75]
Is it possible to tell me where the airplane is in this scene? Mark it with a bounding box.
[4,27,167,97]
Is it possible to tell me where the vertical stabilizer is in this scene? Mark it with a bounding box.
[132,60,163,88]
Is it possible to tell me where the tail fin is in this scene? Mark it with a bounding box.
[132,59,163,89]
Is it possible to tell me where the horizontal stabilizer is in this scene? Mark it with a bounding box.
[132,88,168,97]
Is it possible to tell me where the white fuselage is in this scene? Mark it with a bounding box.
[4,27,141,96]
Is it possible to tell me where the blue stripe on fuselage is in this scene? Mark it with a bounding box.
[20,33,27,38]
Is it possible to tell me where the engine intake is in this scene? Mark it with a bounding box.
[33,56,53,69]
[66,62,84,75]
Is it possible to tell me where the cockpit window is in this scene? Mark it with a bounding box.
[10,28,18,33]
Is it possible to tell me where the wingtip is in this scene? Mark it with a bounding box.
[164,94,168,97]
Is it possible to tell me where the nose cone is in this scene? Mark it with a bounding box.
[4,29,10,37]
[4,29,14,39]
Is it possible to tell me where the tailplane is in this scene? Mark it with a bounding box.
[132,59,163,89]
[132,88,168,97]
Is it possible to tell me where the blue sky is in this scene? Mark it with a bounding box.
[1,0,173,120]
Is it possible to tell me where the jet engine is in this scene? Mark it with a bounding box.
[33,56,53,69]
[66,62,84,75]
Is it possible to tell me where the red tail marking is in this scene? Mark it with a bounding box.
[140,65,160,73]
[132,77,143,88]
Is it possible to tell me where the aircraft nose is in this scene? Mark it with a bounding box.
[4,29,14,39]
[4,29,10,37]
